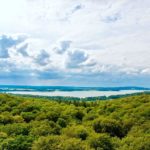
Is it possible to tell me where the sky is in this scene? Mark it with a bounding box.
[0,0,150,87]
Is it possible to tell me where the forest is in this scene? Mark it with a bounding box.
[0,93,150,150]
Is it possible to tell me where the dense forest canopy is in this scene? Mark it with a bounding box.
[0,93,150,150]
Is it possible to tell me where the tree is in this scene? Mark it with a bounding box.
[1,135,34,150]
[89,133,114,150]
[32,136,61,150]
[93,118,124,138]
[63,125,89,140]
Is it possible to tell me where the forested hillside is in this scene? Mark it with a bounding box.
[0,94,150,150]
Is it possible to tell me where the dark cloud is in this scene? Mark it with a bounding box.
[18,43,29,57]
[54,40,72,54]
[0,59,62,80]
[0,61,34,80]
[0,34,26,58]
[102,13,121,23]
[0,60,11,70]
[35,49,50,66]
[66,50,88,68]
[35,70,63,80]
[0,70,32,79]
[59,4,83,22]
[72,4,83,13]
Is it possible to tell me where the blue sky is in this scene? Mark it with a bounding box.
[0,0,150,87]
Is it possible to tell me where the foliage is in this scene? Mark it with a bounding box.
[89,133,114,150]
[0,93,150,150]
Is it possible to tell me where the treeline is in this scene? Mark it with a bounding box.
[0,93,150,150]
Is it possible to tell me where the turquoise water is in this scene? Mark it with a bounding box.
[0,85,149,92]
[0,85,149,98]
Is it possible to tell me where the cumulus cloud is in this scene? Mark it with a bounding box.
[102,13,121,23]
[54,40,72,54]
[17,43,29,57]
[0,35,17,58]
[34,49,50,66]
[0,34,27,58]
[71,4,83,14]
[66,50,88,68]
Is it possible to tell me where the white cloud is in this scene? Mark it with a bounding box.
[0,0,150,86]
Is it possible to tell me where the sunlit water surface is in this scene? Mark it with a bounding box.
[6,90,146,98]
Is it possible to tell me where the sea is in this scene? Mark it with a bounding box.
[0,85,149,98]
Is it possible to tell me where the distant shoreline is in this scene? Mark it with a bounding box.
[0,85,150,98]
[0,91,150,101]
